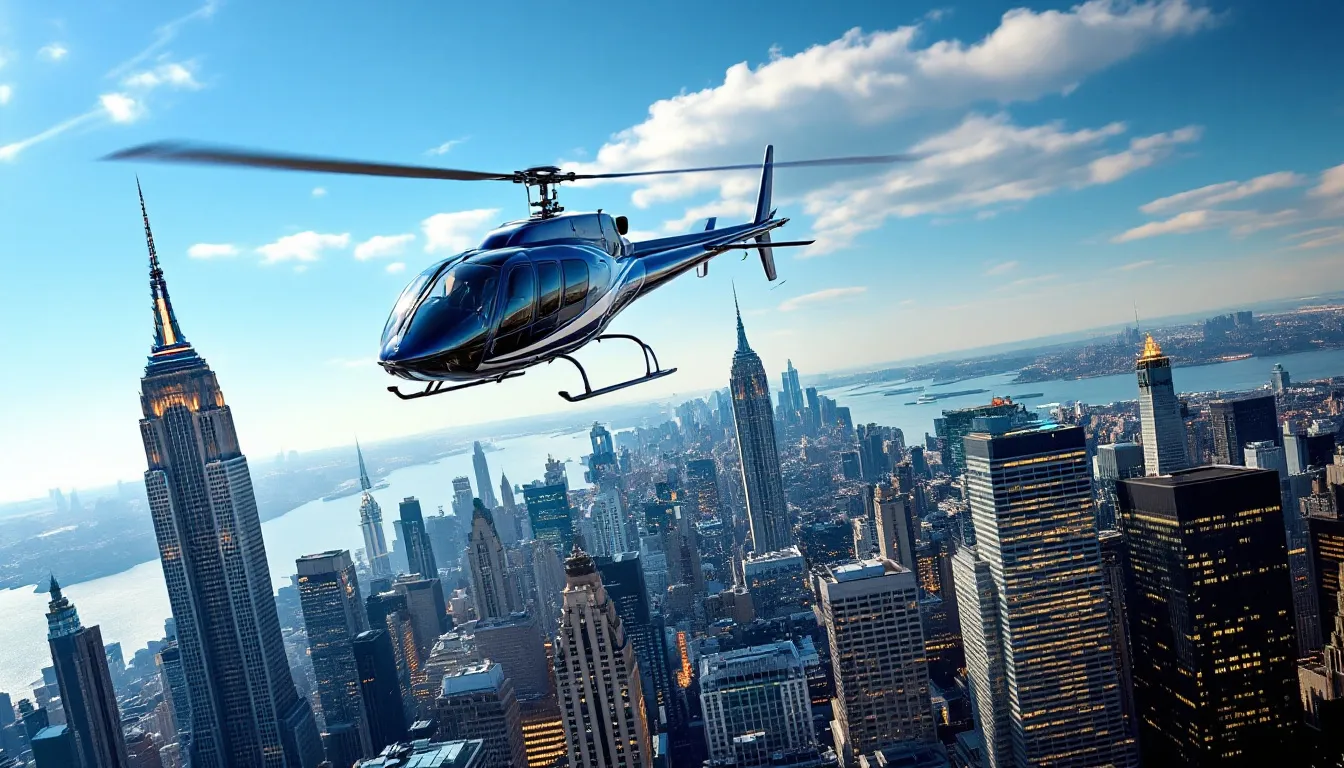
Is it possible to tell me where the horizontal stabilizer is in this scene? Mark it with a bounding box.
[704,239,814,252]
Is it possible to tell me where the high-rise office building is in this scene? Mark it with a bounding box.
[134,183,321,768]
[524,484,574,553]
[45,577,129,768]
[32,724,78,768]
[473,613,552,702]
[589,489,632,558]
[729,295,790,554]
[1305,453,1344,646]
[553,549,652,768]
[781,359,804,420]
[393,576,449,665]
[1094,442,1145,531]
[465,500,520,621]
[451,477,474,517]
[435,662,527,768]
[1097,530,1137,740]
[1118,467,1298,766]
[473,442,499,510]
[819,560,933,762]
[499,474,517,511]
[958,421,1134,768]
[297,550,371,763]
[157,643,189,743]
[1271,363,1291,394]
[872,485,917,572]
[935,399,1034,477]
[1209,393,1280,466]
[399,497,439,579]
[743,547,809,620]
[356,442,393,580]
[353,629,408,756]
[544,455,568,490]
[700,642,816,764]
[1136,335,1191,475]
[596,552,677,735]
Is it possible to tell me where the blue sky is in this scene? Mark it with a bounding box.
[1,0,1342,501]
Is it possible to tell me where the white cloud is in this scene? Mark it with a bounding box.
[422,209,500,253]
[1117,259,1157,271]
[386,262,407,274]
[256,231,350,264]
[985,260,1018,275]
[0,84,10,105]
[1288,226,1344,250]
[1006,273,1060,288]
[1140,171,1306,214]
[312,187,327,197]
[1086,125,1201,183]
[355,234,415,261]
[38,44,68,62]
[778,286,867,312]
[0,110,100,162]
[1112,209,1231,242]
[99,93,142,123]
[108,1,217,80]
[426,138,467,156]
[123,62,200,90]
[569,0,1214,210]
[1310,163,1344,199]
[187,243,239,259]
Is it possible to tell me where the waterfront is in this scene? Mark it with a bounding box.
[2,346,1343,699]
[0,430,592,698]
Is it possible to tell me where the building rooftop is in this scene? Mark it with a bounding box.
[1123,464,1273,487]
[829,558,907,583]
[743,546,804,565]
[701,640,800,675]
[358,739,483,767]
[440,661,504,697]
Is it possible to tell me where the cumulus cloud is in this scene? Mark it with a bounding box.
[386,262,407,274]
[99,93,142,123]
[0,84,10,105]
[187,243,239,259]
[778,286,867,311]
[355,233,415,261]
[38,44,68,62]
[1140,171,1306,214]
[422,209,500,253]
[123,62,201,90]
[1086,126,1201,184]
[426,138,467,156]
[1310,163,1344,199]
[256,231,350,264]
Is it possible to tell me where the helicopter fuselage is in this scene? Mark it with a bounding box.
[377,211,786,383]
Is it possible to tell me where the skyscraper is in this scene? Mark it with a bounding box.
[1094,442,1145,531]
[435,662,527,768]
[743,547,809,620]
[958,420,1134,768]
[699,642,816,763]
[499,473,517,512]
[135,183,321,768]
[353,629,408,756]
[45,577,129,768]
[589,489,632,557]
[472,442,499,510]
[934,399,1034,477]
[1118,467,1298,766]
[297,550,371,763]
[819,560,933,762]
[553,549,652,768]
[729,294,790,554]
[1271,363,1291,394]
[398,497,439,580]
[451,477,474,517]
[872,485,917,572]
[782,359,804,419]
[357,441,393,579]
[1136,335,1191,475]
[157,643,189,744]
[1209,392,1280,466]
[393,576,448,665]
[524,484,573,553]
[596,552,678,735]
[465,499,520,621]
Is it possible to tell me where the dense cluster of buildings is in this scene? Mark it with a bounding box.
[6,192,1344,768]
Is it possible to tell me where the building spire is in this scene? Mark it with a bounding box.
[733,284,750,352]
[140,178,188,353]
[49,574,62,601]
[1139,333,1163,362]
[356,438,371,491]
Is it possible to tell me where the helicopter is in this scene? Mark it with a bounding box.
[108,141,915,402]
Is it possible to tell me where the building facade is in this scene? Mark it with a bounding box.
[356,442,393,580]
[297,550,371,761]
[1209,393,1280,466]
[435,663,527,768]
[353,629,408,756]
[45,578,129,768]
[700,642,816,764]
[465,500,520,621]
[524,484,574,553]
[1136,335,1191,475]
[729,296,791,555]
[473,442,499,510]
[398,497,439,580]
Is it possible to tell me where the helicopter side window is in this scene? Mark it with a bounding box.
[562,260,589,307]
[498,265,536,335]
[537,262,562,317]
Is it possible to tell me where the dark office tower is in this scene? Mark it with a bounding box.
[1136,335,1191,475]
[729,295,790,554]
[544,455,568,490]
[472,442,499,510]
[365,592,419,719]
[32,725,78,768]
[398,497,438,579]
[134,188,319,768]
[685,459,725,525]
[1095,442,1145,531]
[393,576,449,664]
[157,643,189,741]
[596,553,678,735]
[1209,393,1280,466]
[466,500,520,621]
[1098,530,1137,740]
[353,630,408,755]
[782,359,804,418]
[45,578,129,768]
[839,451,861,481]
[524,484,574,553]
[805,387,821,430]
[1306,457,1344,646]
[297,550,371,761]
[1118,467,1297,766]
[936,399,1033,476]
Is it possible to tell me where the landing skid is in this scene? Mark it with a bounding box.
[552,334,677,402]
[388,370,525,400]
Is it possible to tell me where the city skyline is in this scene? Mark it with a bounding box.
[4,1,1344,500]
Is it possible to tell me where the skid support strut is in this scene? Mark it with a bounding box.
[388,370,525,400]
[552,333,677,402]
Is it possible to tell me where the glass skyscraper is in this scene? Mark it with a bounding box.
[729,295,790,554]
[524,484,574,553]
[46,577,129,768]
[473,441,499,509]
[297,550,371,764]
[1136,335,1191,475]
[397,497,438,580]
[135,183,321,767]
[1208,392,1279,466]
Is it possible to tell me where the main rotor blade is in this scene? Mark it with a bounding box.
[104,142,515,182]
[570,153,922,181]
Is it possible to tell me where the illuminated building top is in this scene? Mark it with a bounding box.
[1138,333,1165,363]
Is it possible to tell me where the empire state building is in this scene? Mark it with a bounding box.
[729,294,790,554]
[135,183,322,768]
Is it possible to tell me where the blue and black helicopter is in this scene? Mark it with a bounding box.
[109,142,913,402]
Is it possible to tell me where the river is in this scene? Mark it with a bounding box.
[0,430,592,699]
[3,347,1343,699]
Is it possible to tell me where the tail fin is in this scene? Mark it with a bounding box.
[754,145,777,281]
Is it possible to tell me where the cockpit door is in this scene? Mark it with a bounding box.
[490,262,536,357]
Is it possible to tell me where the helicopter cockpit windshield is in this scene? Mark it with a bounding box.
[381,261,500,368]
